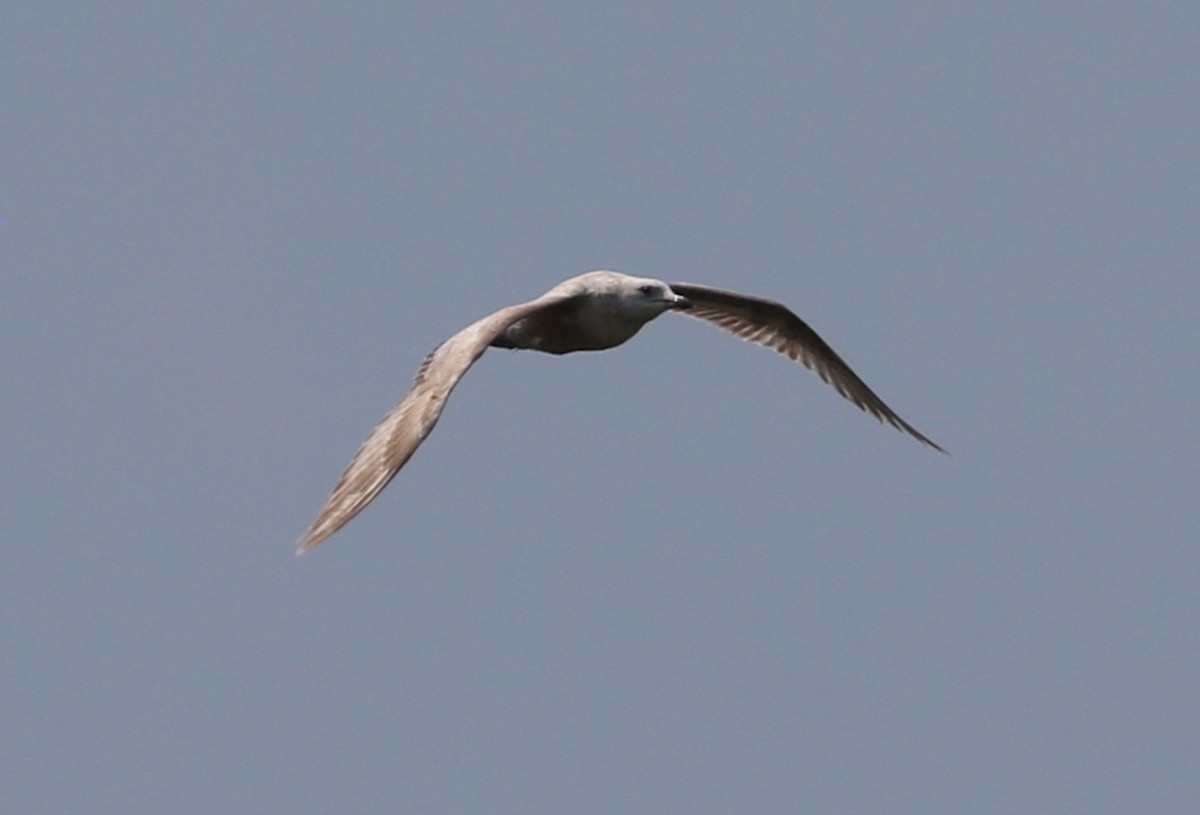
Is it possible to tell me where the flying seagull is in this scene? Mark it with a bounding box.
[298,271,943,553]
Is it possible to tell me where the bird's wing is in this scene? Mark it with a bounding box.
[297,289,583,553]
[669,282,945,452]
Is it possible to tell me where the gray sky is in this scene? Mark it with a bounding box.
[4,3,1198,813]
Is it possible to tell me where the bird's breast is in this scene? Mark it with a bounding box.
[494,310,645,355]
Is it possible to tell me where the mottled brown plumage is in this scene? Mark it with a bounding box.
[298,271,942,553]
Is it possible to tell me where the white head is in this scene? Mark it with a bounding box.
[607,273,692,320]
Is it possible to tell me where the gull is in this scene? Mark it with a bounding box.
[298,271,944,553]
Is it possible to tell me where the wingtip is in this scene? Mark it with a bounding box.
[916,432,949,455]
[908,429,948,455]
[295,532,320,556]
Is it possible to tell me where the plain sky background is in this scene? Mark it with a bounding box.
[4,3,1198,813]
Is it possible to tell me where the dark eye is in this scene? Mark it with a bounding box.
[638,284,656,295]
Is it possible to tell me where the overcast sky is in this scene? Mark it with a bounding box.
[4,3,1198,813]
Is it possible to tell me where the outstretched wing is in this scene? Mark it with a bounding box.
[669,282,945,452]
[297,290,581,553]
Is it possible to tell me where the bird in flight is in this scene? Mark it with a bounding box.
[298,271,943,553]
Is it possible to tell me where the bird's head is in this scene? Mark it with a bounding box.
[627,277,691,316]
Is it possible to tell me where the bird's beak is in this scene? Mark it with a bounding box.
[669,293,692,310]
